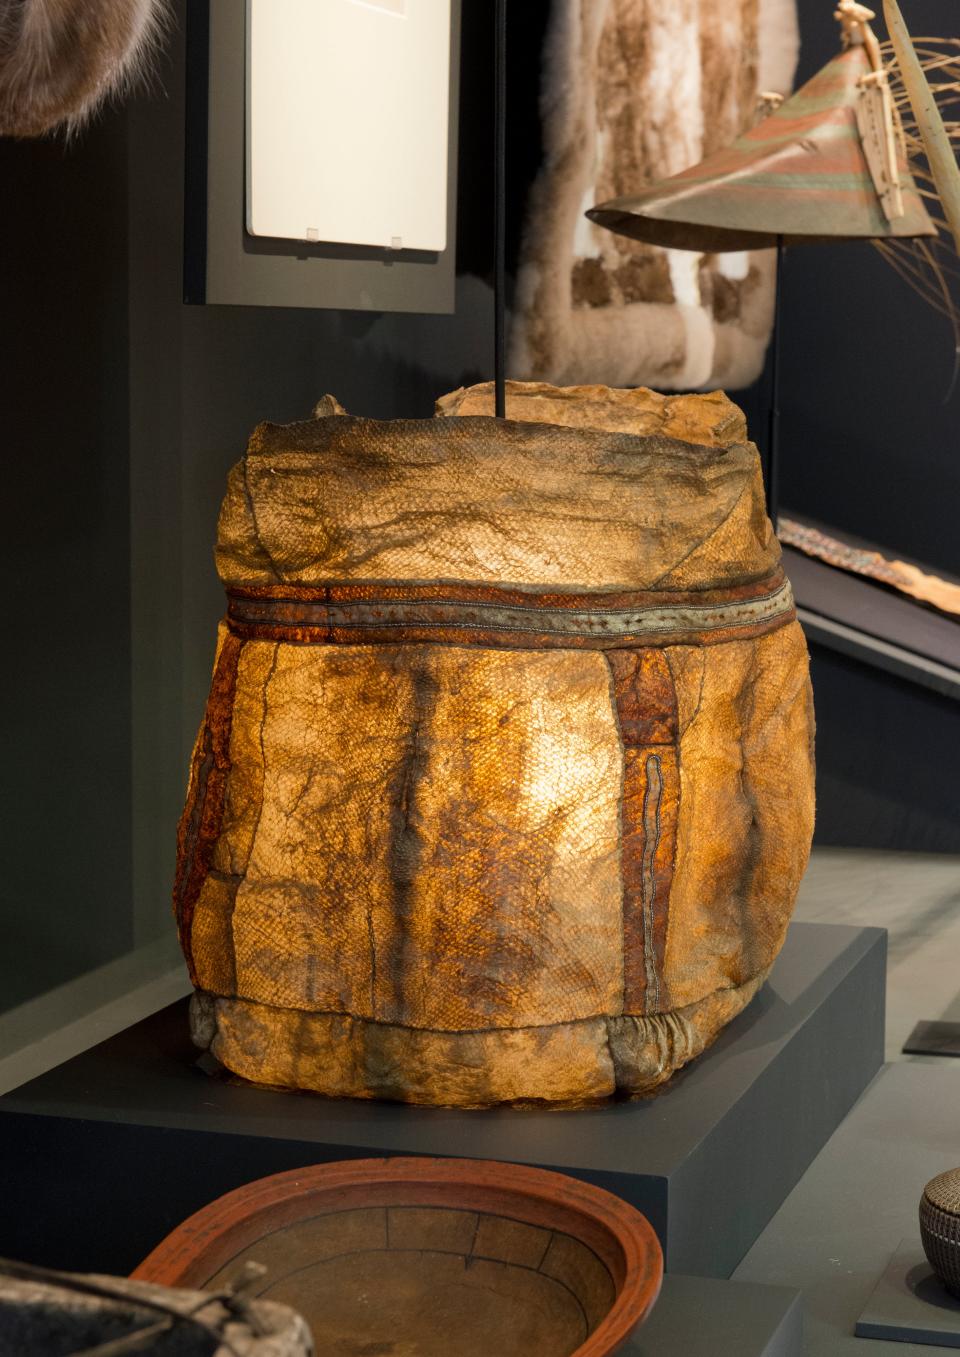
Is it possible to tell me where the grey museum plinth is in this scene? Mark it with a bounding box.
[0,921,885,1293]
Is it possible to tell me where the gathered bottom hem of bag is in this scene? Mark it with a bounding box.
[189,969,770,1108]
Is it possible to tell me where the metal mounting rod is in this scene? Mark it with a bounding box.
[766,237,785,528]
[494,0,507,417]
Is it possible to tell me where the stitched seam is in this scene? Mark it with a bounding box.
[641,754,664,1014]
[228,595,796,638]
[229,581,790,617]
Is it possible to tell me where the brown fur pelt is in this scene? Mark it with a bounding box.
[510,0,800,391]
[0,0,168,137]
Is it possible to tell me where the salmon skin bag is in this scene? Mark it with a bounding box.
[177,382,815,1107]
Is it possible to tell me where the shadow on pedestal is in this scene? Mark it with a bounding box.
[857,1239,960,1347]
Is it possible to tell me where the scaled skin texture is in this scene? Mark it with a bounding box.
[178,382,815,1107]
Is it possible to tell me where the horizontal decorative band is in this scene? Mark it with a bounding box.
[228,573,789,611]
[225,572,795,650]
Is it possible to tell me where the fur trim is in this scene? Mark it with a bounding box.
[0,0,169,137]
[510,0,800,391]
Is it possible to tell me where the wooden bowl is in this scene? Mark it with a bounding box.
[133,1157,663,1356]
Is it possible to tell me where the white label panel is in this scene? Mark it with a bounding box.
[246,0,450,251]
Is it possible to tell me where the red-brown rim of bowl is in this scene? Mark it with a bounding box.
[132,1156,663,1357]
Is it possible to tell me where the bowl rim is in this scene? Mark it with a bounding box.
[132,1155,663,1356]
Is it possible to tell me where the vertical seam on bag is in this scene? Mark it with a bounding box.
[605,648,680,1017]
[173,632,246,987]
[603,652,628,1018]
[641,753,664,1014]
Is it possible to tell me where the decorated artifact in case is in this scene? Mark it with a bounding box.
[175,382,815,1107]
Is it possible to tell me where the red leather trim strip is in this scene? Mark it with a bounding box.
[224,570,795,652]
[225,615,793,651]
[607,651,679,1016]
[173,634,244,985]
[228,569,786,612]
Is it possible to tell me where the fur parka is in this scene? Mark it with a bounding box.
[0,0,167,136]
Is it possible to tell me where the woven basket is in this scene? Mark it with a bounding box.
[921,1168,960,1297]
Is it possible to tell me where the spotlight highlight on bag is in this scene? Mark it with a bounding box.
[176,383,815,1108]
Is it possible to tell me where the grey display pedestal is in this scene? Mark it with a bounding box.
[0,922,884,1283]
[735,1061,960,1355]
[631,1275,802,1356]
[903,1021,960,1057]
[856,1240,960,1348]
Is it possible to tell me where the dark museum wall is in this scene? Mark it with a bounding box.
[0,116,132,1009]
[0,0,957,1009]
[752,0,960,854]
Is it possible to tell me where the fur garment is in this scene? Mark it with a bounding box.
[510,0,800,391]
[0,0,167,136]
